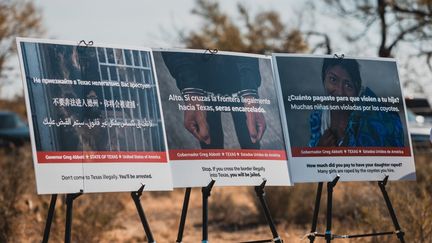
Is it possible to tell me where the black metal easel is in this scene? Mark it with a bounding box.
[64,191,83,243]
[242,180,283,243]
[42,194,57,243]
[131,184,156,243]
[175,179,283,243]
[176,187,192,243]
[202,179,216,243]
[42,190,83,243]
[41,185,156,243]
[307,175,405,242]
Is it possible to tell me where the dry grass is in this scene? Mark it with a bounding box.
[1,96,431,242]
[1,145,431,242]
[0,146,39,242]
[0,97,27,118]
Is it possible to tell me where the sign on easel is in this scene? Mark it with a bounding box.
[153,49,291,187]
[272,54,416,183]
[17,38,173,194]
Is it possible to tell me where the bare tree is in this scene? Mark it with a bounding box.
[322,0,432,67]
[0,0,43,84]
[0,3,42,239]
[181,0,308,54]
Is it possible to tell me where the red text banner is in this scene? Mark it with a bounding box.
[169,149,287,161]
[291,147,411,157]
[37,151,167,163]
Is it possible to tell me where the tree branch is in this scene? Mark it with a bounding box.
[305,31,332,54]
[392,3,431,18]
[378,0,389,57]
[388,19,432,51]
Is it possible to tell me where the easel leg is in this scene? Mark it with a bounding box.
[325,176,339,243]
[64,191,82,243]
[131,185,155,243]
[202,180,215,243]
[42,194,57,243]
[254,180,283,243]
[308,182,323,243]
[378,176,405,243]
[176,187,191,243]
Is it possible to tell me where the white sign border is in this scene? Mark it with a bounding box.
[16,37,173,194]
[271,53,416,183]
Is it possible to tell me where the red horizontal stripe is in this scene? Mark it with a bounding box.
[37,151,167,163]
[291,147,411,157]
[169,149,287,161]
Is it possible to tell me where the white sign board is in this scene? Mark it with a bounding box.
[154,49,291,187]
[273,54,416,183]
[17,38,173,194]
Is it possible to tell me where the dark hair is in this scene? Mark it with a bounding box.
[321,58,362,94]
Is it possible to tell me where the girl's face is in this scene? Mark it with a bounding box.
[324,65,357,97]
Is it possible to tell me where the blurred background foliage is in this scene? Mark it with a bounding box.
[1,0,432,242]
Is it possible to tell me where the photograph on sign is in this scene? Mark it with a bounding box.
[273,54,416,183]
[17,38,172,194]
[154,49,291,187]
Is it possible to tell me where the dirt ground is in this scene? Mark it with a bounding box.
[97,187,355,243]
[4,146,403,243]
